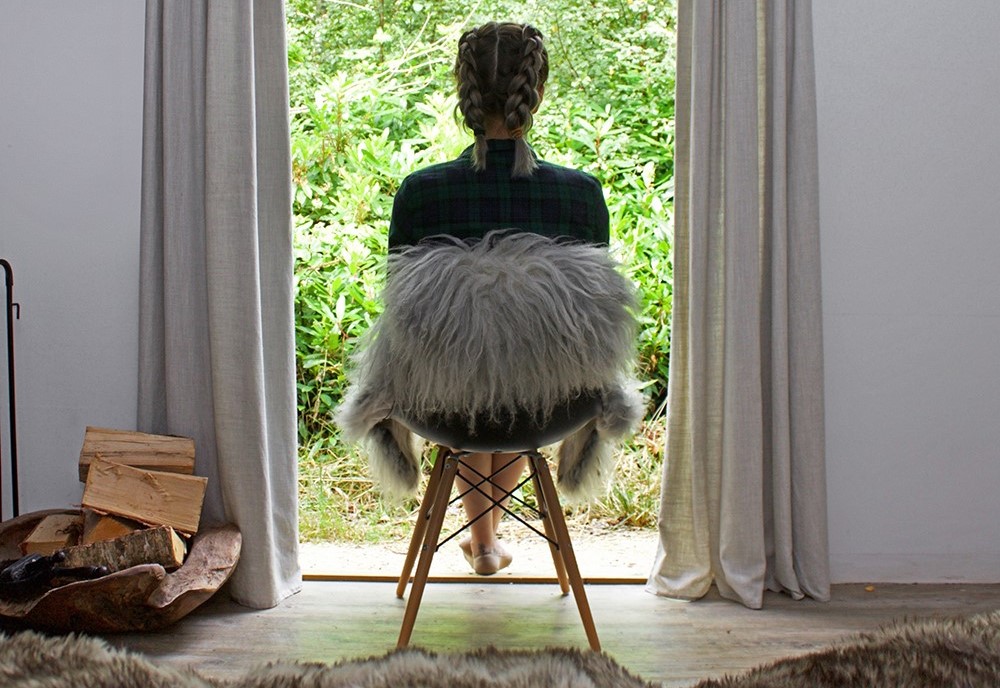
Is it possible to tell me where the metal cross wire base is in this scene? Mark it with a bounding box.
[394,446,601,651]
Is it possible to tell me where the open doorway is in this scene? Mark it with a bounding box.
[287,0,674,579]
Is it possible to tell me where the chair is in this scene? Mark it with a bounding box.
[336,229,643,651]
[393,392,604,650]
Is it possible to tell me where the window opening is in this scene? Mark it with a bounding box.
[287,0,674,577]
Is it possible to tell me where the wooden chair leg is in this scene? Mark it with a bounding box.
[529,456,570,594]
[397,452,460,648]
[396,446,446,599]
[529,453,601,652]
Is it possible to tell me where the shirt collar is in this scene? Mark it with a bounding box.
[458,139,536,161]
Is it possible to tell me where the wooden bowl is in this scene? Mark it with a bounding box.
[0,509,240,632]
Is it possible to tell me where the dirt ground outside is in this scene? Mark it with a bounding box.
[299,521,659,580]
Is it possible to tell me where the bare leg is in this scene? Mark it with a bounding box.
[457,452,527,574]
[455,453,497,560]
[489,453,529,526]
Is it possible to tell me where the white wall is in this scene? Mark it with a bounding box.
[0,2,145,518]
[1,1,998,583]
[814,2,1000,582]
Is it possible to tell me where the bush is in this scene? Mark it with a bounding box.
[287,0,675,541]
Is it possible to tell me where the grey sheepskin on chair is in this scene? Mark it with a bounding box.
[336,230,645,501]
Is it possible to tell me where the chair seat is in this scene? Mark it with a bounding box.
[394,391,602,453]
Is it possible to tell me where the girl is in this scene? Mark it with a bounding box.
[388,22,610,575]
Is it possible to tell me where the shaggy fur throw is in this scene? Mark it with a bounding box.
[694,610,1000,687]
[0,630,215,688]
[246,646,655,688]
[0,632,653,688]
[336,230,645,501]
[3,611,1000,687]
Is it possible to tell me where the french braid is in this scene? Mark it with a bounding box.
[504,25,545,177]
[453,22,549,178]
[455,27,491,171]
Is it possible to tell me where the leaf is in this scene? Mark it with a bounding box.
[334,293,347,325]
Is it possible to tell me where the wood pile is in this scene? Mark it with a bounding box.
[16,427,207,574]
[0,427,240,633]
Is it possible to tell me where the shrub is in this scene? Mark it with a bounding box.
[287,0,675,541]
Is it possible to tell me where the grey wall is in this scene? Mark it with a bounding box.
[1,1,998,583]
[814,1,1000,581]
[0,2,145,518]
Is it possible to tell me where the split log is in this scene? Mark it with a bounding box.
[59,525,187,573]
[81,509,143,545]
[20,514,83,556]
[78,426,195,482]
[82,457,207,535]
[0,509,80,564]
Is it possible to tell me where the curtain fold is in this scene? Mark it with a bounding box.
[647,0,829,609]
[139,0,301,609]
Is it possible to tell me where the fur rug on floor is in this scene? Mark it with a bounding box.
[2,610,1000,687]
[0,632,653,688]
[695,610,1000,687]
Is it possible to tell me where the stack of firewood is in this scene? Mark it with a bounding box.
[18,427,207,574]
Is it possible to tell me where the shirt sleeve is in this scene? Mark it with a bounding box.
[588,175,611,245]
[387,177,414,250]
[594,190,610,245]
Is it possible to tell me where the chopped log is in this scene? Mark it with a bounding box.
[0,510,79,564]
[78,426,195,482]
[19,514,83,556]
[59,525,187,573]
[81,509,143,545]
[82,457,207,535]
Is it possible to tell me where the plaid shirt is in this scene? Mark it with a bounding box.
[388,139,609,250]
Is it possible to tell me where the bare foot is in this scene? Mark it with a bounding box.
[461,537,513,574]
[473,544,514,575]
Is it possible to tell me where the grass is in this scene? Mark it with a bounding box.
[297,408,666,544]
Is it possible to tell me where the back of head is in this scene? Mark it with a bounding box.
[454,22,549,179]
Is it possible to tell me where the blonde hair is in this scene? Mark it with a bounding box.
[454,22,549,178]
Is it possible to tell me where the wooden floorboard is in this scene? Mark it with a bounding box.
[97,582,1000,687]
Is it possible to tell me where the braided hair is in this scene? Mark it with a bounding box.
[454,23,549,178]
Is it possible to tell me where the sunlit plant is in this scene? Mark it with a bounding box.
[287,0,675,541]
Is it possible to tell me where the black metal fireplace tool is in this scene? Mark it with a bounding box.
[1,259,19,518]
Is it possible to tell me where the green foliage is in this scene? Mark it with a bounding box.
[287,0,675,541]
[294,223,384,441]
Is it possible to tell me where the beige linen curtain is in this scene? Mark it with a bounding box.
[138,1,301,608]
[647,0,829,609]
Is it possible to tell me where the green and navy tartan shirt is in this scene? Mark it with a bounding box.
[388,139,609,250]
